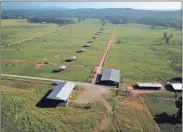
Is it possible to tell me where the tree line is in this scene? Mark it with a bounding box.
[2,8,182,29]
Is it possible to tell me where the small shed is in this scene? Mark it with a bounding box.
[58,65,67,70]
[83,44,91,47]
[70,56,77,61]
[46,81,76,106]
[77,48,86,53]
[135,83,163,90]
[41,22,47,24]
[99,69,120,87]
[165,82,182,91]
[52,65,67,73]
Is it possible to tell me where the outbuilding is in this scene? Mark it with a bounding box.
[83,44,91,47]
[98,69,120,87]
[41,22,47,24]
[52,65,67,73]
[65,56,77,62]
[165,82,182,91]
[77,48,86,53]
[134,83,163,90]
[46,81,76,106]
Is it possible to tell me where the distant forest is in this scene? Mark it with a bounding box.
[2,8,182,29]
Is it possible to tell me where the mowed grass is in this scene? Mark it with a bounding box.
[1,19,58,46]
[2,19,114,81]
[1,78,107,132]
[104,24,182,83]
[143,92,182,132]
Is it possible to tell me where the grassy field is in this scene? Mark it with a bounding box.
[1,78,107,132]
[143,92,182,132]
[104,24,182,83]
[1,19,58,46]
[105,94,160,132]
[2,19,181,83]
[2,19,114,82]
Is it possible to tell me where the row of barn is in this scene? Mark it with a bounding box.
[39,69,182,107]
[52,29,101,73]
[135,82,182,91]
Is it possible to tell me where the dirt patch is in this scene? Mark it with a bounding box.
[54,55,60,58]
[75,84,110,104]
[14,48,23,52]
[35,62,46,69]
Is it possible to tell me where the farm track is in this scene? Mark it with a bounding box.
[0,74,115,90]
[1,26,65,48]
[90,27,116,84]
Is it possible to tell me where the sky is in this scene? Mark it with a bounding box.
[41,2,181,10]
[2,2,181,10]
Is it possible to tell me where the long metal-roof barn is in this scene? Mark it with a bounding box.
[136,83,163,88]
[99,69,120,87]
[165,82,182,91]
[47,81,75,101]
[101,69,120,83]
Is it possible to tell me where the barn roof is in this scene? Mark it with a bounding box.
[71,56,77,59]
[58,65,67,69]
[166,82,182,90]
[136,83,163,88]
[47,81,75,101]
[101,69,120,83]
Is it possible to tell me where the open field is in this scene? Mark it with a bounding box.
[2,19,114,82]
[1,19,58,46]
[104,24,182,83]
[1,78,108,132]
[104,90,162,132]
[143,92,182,132]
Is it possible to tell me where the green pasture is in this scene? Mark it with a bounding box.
[1,19,58,46]
[2,19,114,81]
[104,24,182,83]
[143,92,182,132]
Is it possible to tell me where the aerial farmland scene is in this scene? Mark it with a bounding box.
[1,2,182,132]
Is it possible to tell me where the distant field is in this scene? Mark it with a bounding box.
[2,19,114,82]
[1,19,58,46]
[1,78,107,132]
[104,24,182,83]
[143,92,182,132]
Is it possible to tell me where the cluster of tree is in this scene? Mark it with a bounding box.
[27,17,76,25]
[2,8,182,29]
[78,17,86,22]
[163,32,174,44]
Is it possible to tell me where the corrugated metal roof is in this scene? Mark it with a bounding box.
[58,65,67,69]
[71,56,77,59]
[168,83,182,90]
[101,69,120,83]
[47,81,75,101]
[137,83,163,88]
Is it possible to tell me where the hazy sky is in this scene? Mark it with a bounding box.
[41,2,181,10]
[2,2,181,10]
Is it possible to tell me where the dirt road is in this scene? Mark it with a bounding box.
[90,27,116,84]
